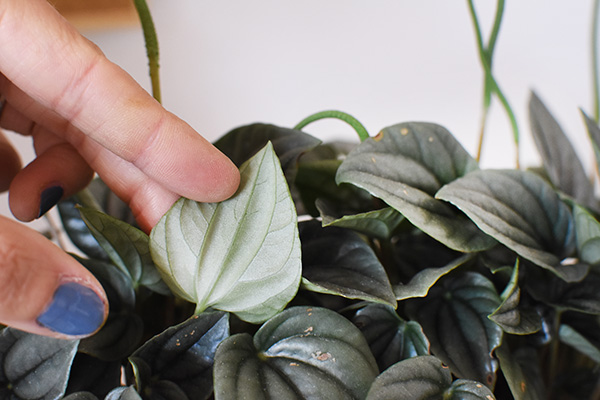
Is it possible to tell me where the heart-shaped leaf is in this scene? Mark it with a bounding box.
[129,311,229,400]
[394,254,473,300]
[0,328,79,400]
[437,169,578,281]
[488,261,542,335]
[150,142,302,323]
[444,379,496,399]
[318,200,404,239]
[366,355,452,400]
[214,306,378,400]
[336,122,495,252]
[529,92,596,209]
[79,207,169,295]
[352,304,429,371]
[299,220,396,306]
[406,272,502,387]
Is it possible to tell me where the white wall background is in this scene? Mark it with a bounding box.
[2,0,597,230]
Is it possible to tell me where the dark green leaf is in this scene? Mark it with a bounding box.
[559,324,600,363]
[295,159,375,217]
[299,220,396,306]
[526,268,600,314]
[336,122,495,252]
[318,200,404,239]
[214,306,379,400]
[394,254,472,300]
[444,379,496,399]
[214,123,321,183]
[406,272,502,387]
[63,393,99,400]
[57,198,108,261]
[79,207,168,294]
[496,344,546,400]
[529,92,596,209]
[74,256,135,312]
[437,169,578,281]
[79,313,144,362]
[573,204,600,267]
[105,387,142,400]
[130,312,229,400]
[365,355,452,400]
[488,261,541,335]
[0,328,78,400]
[150,143,302,323]
[352,304,429,371]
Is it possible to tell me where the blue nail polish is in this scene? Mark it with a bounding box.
[38,186,63,218]
[37,282,105,336]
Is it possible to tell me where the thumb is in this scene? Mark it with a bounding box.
[0,216,107,338]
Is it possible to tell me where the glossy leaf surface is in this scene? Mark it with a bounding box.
[150,143,302,322]
[437,169,577,281]
[444,379,496,399]
[336,122,495,251]
[79,207,168,294]
[366,355,451,400]
[214,306,378,400]
[353,304,429,371]
[0,328,78,400]
[529,92,596,209]
[130,312,229,400]
[406,272,502,387]
[299,220,396,306]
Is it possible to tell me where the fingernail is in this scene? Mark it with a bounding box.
[37,282,106,336]
[38,186,63,218]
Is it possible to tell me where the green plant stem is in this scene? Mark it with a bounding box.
[133,0,161,104]
[468,0,520,168]
[547,309,563,385]
[593,0,600,122]
[294,110,370,142]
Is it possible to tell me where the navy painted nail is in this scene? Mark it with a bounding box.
[37,282,105,336]
[38,186,63,218]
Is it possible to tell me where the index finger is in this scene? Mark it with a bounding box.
[0,0,239,202]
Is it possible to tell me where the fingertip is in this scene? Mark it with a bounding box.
[0,216,108,339]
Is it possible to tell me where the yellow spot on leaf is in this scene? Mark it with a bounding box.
[400,128,409,136]
[374,131,385,141]
[521,381,526,392]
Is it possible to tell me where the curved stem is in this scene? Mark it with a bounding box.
[294,110,370,142]
[467,0,519,168]
[593,0,600,122]
[133,0,161,104]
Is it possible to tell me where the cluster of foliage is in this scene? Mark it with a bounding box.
[1,1,599,399]
[1,93,600,399]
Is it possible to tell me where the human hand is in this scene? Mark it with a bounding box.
[0,0,240,338]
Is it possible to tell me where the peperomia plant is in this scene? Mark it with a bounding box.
[3,2,600,400]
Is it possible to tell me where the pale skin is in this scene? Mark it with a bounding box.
[0,0,240,337]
